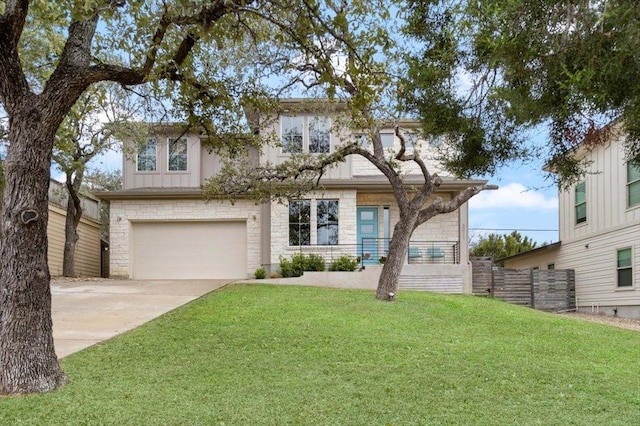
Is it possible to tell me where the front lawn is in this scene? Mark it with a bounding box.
[1,285,638,424]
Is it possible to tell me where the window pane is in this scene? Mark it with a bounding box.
[317,200,338,245]
[360,211,374,220]
[628,180,640,207]
[282,116,303,153]
[168,138,187,171]
[617,248,632,268]
[403,132,418,147]
[628,163,640,182]
[618,268,632,287]
[137,138,156,171]
[575,182,586,204]
[309,117,330,153]
[575,203,586,223]
[289,200,310,246]
[380,133,394,148]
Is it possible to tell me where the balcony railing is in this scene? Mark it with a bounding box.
[283,239,460,266]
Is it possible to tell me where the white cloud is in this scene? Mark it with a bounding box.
[469,182,557,210]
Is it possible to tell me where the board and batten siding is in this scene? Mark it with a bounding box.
[559,134,640,242]
[123,134,202,189]
[554,133,639,315]
[47,204,101,277]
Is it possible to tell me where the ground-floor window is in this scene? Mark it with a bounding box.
[317,200,339,245]
[617,248,633,287]
[289,200,311,246]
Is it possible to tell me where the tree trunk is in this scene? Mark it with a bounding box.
[0,109,66,394]
[375,213,417,300]
[62,178,83,277]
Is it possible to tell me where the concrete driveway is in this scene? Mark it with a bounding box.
[51,279,231,358]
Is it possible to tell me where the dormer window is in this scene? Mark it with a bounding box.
[281,116,330,154]
[168,137,188,171]
[137,138,157,172]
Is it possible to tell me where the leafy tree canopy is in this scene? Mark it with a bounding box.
[470,231,538,261]
[461,0,640,185]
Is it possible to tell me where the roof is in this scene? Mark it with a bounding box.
[496,241,562,263]
[94,176,492,201]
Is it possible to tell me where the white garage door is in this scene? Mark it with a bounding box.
[132,221,247,279]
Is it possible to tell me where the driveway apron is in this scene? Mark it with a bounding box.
[51,279,231,358]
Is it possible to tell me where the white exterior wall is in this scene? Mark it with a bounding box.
[552,225,639,316]
[109,199,262,278]
[559,134,640,240]
[552,134,639,317]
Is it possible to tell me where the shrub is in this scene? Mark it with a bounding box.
[254,267,266,279]
[279,256,299,278]
[279,253,326,277]
[304,253,326,271]
[330,254,359,271]
[378,256,387,264]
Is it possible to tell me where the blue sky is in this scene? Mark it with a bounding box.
[468,160,559,246]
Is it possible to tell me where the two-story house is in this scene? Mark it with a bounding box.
[98,100,487,293]
[501,126,640,318]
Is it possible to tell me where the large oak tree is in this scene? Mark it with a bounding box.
[0,0,396,395]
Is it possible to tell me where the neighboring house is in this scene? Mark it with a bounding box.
[501,127,640,318]
[97,100,488,293]
[47,179,102,277]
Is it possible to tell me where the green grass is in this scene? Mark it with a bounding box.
[2,285,639,425]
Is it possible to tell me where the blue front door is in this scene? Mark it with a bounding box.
[357,207,378,265]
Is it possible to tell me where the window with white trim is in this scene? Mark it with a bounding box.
[575,181,586,224]
[137,138,157,172]
[317,200,339,245]
[628,163,640,208]
[281,116,330,154]
[168,137,188,171]
[289,200,311,246]
[617,248,633,287]
[281,116,304,154]
[309,117,330,153]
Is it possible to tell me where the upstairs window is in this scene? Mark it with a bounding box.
[309,117,330,153]
[317,200,339,245]
[137,138,157,172]
[617,248,633,287]
[380,133,394,148]
[168,137,188,171]
[281,116,304,153]
[575,181,586,224]
[628,163,640,207]
[289,200,311,246]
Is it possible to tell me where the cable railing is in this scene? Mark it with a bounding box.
[284,239,460,266]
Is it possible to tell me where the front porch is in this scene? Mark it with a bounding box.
[266,239,471,294]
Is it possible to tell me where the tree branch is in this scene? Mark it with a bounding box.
[0,0,30,111]
[415,184,498,227]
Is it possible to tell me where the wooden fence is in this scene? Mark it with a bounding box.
[470,258,576,312]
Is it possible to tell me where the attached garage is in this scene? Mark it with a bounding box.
[131,221,247,279]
